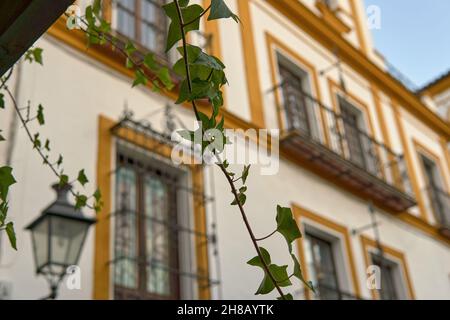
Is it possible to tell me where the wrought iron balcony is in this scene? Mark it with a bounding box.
[279,84,416,212]
[425,186,450,238]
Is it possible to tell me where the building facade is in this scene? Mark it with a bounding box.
[1,0,450,300]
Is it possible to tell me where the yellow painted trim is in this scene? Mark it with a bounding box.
[94,115,211,300]
[422,73,450,97]
[236,0,265,128]
[349,0,368,54]
[265,0,450,138]
[440,137,450,175]
[392,102,428,222]
[371,85,402,189]
[292,204,361,299]
[360,235,415,300]
[315,1,351,34]
[265,31,330,147]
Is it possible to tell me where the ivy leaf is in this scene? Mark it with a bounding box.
[0,93,4,109]
[276,206,301,252]
[230,192,246,206]
[247,248,291,295]
[6,222,16,250]
[0,130,5,142]
[242,165,250,184]
[44,139,50,151]
[93,188,101,202]
[59,174,69,187]
[247,247,271,267]
[92,0,102,16]
[125,41,137,56]
[164,2,204,52]
[157,67,174,90]
[132,70,147,87]
[208,0,240,22]
[56,154,63,167]
[277,293,294,300]
[0,201,8,225]
[33,133,41,149]
[144,53,158,71]
[75,194,88,209]
[0,166,16,201]
[176,80,190,104]
[77,169,89,186]
[291,254,315,293]
[37,104,45,125]
[25,48,44,65]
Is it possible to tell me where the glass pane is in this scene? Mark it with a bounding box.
[372,255,399,300]
[305,234,340,300]
[141,0,166,55]
[50,216,88,268]
[31,219,49,271]
[114,167,138,289]
[117,0,136,40]
[144,175,172,296]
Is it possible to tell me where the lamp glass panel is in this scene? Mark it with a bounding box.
[50,216,89,267]
[31,218,49,270]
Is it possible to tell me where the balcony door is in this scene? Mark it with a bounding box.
[338,97,368,169]
[420,155,449,225]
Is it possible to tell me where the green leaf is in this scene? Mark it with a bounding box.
[276,206,301,252]
[93,188,102,202]
[242,165,250,184]
[37,104,45,125]
[163,2,204,52]
[6,222,16,250]
[75,194,88,209]
[0,93,4,109]
[56,154,63,167]
[93,0,102,16]
[0,201,8,225]
[176,80,190,104]
[125,41,137,56]
[0,130,5,142]
[277,293,294,300]
[125,58,133,69]
[0,166,16,201]
[230,192,246,206]
[132,70,147,87]
[44,139,50,151]
[291,254,315,293]
[248,248,291,295]
[143,53,158,71]
[157,67,174,90]
[247,247,271,267]
[208,0,240,22]
[33,133,41,149]
[59,174,69,187]
[77,169,89,186]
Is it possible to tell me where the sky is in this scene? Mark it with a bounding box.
[365,0,450,88]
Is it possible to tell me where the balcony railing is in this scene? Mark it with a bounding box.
[425,186,450,238]
[314,283,360,300]
[279,83,416,212]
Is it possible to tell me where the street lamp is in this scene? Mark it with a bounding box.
[26,183,96,299]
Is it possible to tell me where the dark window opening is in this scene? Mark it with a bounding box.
[114,152,181,300]
[371,254,400,300]
[304,233,342,300]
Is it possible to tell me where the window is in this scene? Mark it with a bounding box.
[304,233,341,300]
[370,254,400,300]
[360,235,415,300]
[294,205,360,300]
[277,54,320,139]
[114,151,181,300]
[338,96,379,174]
[419,154,450,224]
[115,0,167,58]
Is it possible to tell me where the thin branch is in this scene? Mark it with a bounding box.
[0,75,95,210]
[255,229,277,242]
[173,0,287,299]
